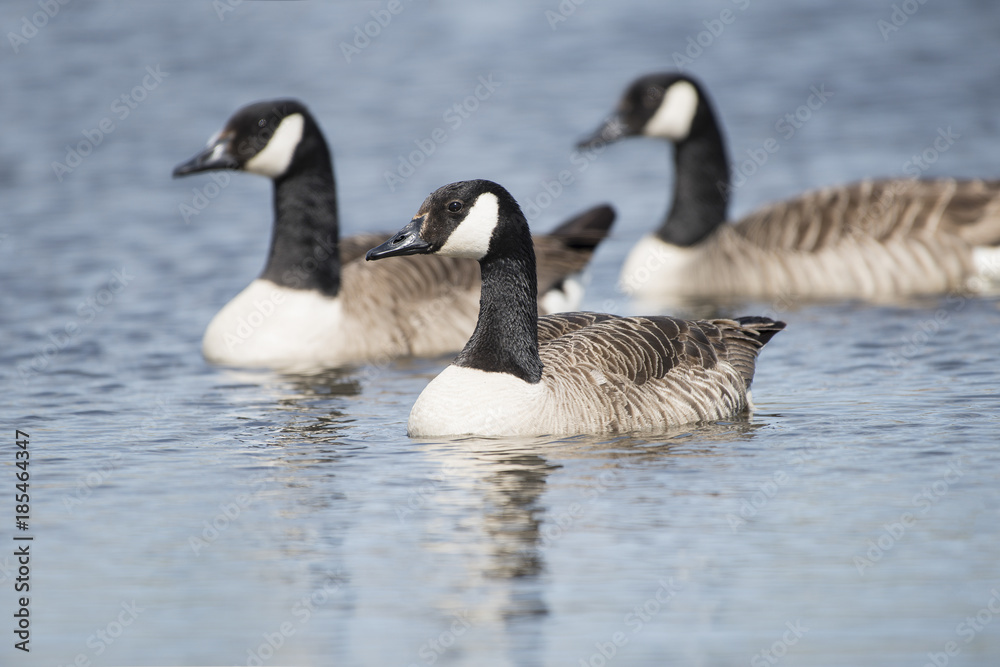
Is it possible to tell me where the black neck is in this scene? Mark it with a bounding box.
[455,222,543,384]
[655,120,729,247]
[259,159,341,295]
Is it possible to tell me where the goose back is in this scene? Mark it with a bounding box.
[736,178,1000,250]
[532,315,781,433]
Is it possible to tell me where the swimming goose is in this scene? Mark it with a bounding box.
[366,179,784,436]
[173,99,614,369]
[580,72,1000,302]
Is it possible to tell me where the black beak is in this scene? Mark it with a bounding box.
[576,113,628,150]
[366,216,433,261]
[172,136,239,177]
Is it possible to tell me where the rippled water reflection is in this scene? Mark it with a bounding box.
[4,1,1000,665]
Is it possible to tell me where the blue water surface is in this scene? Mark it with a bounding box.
[2,1,999,665]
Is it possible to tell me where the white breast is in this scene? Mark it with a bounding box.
[618,234,702,298]
[202,279,346,369]
[407,366,547,437]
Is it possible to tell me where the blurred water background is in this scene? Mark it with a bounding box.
[2,1,999,665]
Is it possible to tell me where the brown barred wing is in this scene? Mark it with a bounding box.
[536,315,784,431]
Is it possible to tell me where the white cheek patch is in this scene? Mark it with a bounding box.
[643,80,699,141]
[244,113,305,177]
[207,134,228,161]
[438,192,500,259]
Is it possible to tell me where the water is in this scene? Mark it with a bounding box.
[3,1,1000,665]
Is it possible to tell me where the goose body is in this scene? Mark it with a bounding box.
[173,100,614,369]
[201,258,481,367]
[582,73,1000,302]
[366,180,784,437]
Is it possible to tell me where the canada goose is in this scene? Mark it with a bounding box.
[173,99,614,369]
[366,179,784,436]
[580,72,1000,302]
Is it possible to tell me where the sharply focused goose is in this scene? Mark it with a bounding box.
[580,72,1000,302]
[366,179,784,436]
[173,99,614,369]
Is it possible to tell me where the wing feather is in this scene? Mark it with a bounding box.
[532,314,784,431]
[735,178,1000,251]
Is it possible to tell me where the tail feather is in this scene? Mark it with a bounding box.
[734,316,787,347]
[719,317,786,389]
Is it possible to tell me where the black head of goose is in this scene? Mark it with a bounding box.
[367,179,785,437]
[173,101,616,369]
[579,73,727,248]
[581,72,1000,302]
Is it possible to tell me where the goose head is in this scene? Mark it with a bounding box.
[367,179,526,262]
[579,72,713,148]
[173,99,328,180]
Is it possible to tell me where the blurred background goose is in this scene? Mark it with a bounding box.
[580,72,1000,303]
[174,99,614,370]
[367,179,784,437]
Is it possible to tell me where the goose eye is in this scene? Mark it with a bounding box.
[258,119,267,127]
[447,201,463,213]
